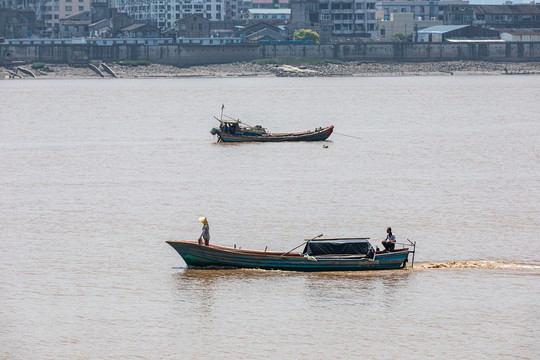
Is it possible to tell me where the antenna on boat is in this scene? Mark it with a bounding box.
[280,234,323,256]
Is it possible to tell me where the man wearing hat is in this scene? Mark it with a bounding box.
[198,217,210,246]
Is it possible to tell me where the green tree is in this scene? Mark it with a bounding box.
[393,32,413,42]
[293,29,320,45]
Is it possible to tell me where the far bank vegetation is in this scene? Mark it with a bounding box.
[293,29,320,45]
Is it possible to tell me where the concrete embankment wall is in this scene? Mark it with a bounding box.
[2,42,540,66]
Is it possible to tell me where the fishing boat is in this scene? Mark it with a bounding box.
[209,106,333,143]
[166,237,416,272]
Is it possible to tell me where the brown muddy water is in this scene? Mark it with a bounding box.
[1,76,539,359]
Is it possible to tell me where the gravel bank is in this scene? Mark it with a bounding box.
[2,61,540,79]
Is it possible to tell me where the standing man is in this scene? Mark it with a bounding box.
[198,217,210,246]
[382,227,396,252]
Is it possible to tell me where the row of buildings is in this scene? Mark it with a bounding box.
[1,0,540,43]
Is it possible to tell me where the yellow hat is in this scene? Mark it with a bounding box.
[199,217,208,225]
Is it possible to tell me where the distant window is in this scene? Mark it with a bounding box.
[65,5,72,11]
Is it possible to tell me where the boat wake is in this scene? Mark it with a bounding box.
[416,261,540,270]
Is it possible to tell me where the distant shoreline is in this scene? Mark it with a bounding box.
[2,60,540,79]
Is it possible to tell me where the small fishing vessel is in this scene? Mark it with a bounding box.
[166,237,416,272]
[210,106,333,143]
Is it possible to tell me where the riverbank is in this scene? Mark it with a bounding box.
[2,60,540,79]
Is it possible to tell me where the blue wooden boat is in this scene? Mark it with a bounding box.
[166,238,415,272]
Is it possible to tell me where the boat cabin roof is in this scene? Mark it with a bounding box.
[301,238,375,258]
[218,119,240,124]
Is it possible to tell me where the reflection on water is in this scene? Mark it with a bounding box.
[171,267,415,315]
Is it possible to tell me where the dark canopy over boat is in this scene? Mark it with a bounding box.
[210,107,333,143]
[302,239,376,259]
[166,237,415,272]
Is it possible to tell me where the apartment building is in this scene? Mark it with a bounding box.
[114,0,238,29]
[377,0,462,21]
[444,4,540,29]
[290,0,378,42]
[0,0,91,33]
[320,0,378,37]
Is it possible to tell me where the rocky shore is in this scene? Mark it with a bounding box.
[2,60,540,79]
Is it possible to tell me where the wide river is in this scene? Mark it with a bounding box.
[1,76,539,359]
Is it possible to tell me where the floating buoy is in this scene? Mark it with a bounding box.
[322,144,328,148]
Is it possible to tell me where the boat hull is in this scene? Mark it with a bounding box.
[166,241,410,272]
[217,126,334,143]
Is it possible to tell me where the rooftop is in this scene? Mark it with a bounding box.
[248,9,291,15]
[417,25,470,34]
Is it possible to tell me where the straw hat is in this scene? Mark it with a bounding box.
[199,217,208,225]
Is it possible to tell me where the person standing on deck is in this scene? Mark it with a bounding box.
[198,217,210,246]
[382,227,396,251]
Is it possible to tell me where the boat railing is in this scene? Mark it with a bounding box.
[396,239,416,267]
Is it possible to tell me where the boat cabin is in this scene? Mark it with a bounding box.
[215,119,267,136]
[301,238,376,259]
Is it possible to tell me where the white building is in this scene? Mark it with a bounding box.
[114,0,232,29]
[247,9,291,21]
[378,12,442,39]
[500,31,540,42]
